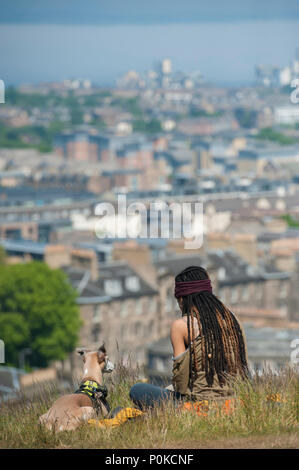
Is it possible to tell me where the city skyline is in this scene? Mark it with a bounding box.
[1,20,299,87]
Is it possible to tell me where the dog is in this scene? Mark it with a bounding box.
[39,343,114,432]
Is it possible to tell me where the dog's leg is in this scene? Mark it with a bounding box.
[41,406,96,432]
[39,412,49,426]
[76,406,96,422]
[58,406,96,431]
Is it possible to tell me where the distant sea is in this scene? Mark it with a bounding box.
[1,20,299,87]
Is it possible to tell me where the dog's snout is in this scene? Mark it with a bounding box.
[103,359,115,373]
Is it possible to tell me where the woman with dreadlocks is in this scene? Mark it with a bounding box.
[129,266,249,409]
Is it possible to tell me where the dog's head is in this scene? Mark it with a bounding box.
[76,343,114,373]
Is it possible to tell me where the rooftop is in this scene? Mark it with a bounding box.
[63,260,158,303]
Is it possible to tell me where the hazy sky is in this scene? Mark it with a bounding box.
[1,1,299,86]
[2,1,299,24]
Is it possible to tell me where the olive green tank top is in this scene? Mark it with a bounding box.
[172,335,234,401]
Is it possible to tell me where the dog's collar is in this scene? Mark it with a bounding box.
[75,380,110,414]
[75,380,108,399]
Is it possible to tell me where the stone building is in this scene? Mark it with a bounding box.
[146,324,299,386]
[153,249,294,329]
[63,261,160,376]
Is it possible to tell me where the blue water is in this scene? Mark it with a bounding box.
[1,20,298,86]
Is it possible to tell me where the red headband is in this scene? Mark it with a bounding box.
[174,279,212,298]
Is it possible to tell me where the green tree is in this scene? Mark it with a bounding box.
[70,107,84,125]
[0,313,29,366]
[281,214,299,228]
[0,246,6,265]
[0,262,81,367]
[255,127,297,145]
[133,118,162,134]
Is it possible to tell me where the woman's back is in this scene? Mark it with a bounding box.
[172,314,237,400]
[129,265,248,411]
[172,266,249,400]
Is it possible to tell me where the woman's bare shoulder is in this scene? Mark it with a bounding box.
[170,317,187,332]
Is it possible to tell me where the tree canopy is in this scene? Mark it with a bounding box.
[0,262,81,368]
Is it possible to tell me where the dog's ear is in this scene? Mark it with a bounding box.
[76,347,90,356]
[97,343,106,363]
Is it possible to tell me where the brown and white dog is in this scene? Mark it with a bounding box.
[39,344,114,432]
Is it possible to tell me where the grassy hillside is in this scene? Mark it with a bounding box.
[0,362,298,449]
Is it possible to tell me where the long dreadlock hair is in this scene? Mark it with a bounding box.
[175,266,249,390]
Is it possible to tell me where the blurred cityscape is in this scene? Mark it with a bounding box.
[1,49,299,399]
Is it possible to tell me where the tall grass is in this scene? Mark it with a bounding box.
[0,361,298,449]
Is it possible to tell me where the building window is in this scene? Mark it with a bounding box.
[218,267,226,281]
[148,353,155,369]
[134,322,142,336]
[104,279,122,297]
[224,289,229,303]
[136,348,144,364]
[91,324,101,342]
[135,298,143,315]
[256,283,263,301]
[120,324,126,339]
[93,305,102,322]
[148,320,155,335]
[218,288,224,301]
[125,276,140,292]
[155,357,165,373]
[165,294,172,313]
[278,282,288,299]
[241,285,249,302]
[120,301,128,318]
[149,297,157,314]
[231,287,238,304]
